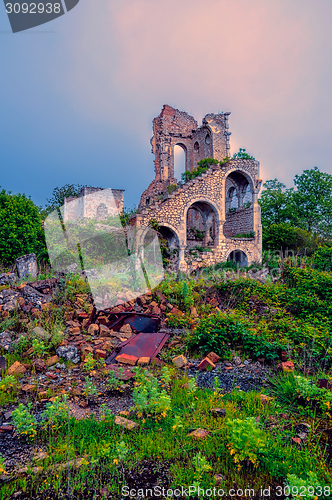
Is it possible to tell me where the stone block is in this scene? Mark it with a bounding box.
[197,357,215,371]
[114,416,138,430]
[32,326,50,341]
[119,324,132,334]
[99,324,111,336]
[172,355,187,368]
[116,353,138,366]
[8,361,26,376]
[16,253,38,279]
[46,355,59,367]
[101,340,113,352]
[187,428,210,438]
[33,358,46,372]
[138,357,150,365]
[95,349,107,359]
[207,352,220,363]
[281,361,294,372]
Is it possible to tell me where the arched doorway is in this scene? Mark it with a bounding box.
[228,250,248,267]
[186,201,217,249]
[155,225,179,268]
[174,144,186,182]
[224,171,254,237]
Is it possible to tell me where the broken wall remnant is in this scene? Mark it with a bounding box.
[63,187,124,222]
[16,253,38,279]
[132,105,262,271]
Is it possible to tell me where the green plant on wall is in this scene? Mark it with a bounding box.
[232,148,255,160]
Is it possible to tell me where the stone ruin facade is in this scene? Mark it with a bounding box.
[132,105,263,272]
[63,186,124,222]
[61,105,262,272]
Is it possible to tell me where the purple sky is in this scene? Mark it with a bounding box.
[1,0,332,208]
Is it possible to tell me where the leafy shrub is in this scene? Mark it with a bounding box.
[11,403,38,440]
[83,377,98,402]
[31,338,49,359]
[133,369,171,417]
[0,454,7,475]
[232,148,255,160]
[0,188,46,265]
[234,231,255,238]
[0,375,18,393]
[189,312,250,357]
[42,396,69,429]
[285,471,323,499]
[167,184,178,194]
[263,223,316,253]
[226,417,267,469]
[107,370,125,391]
[181,158,218,182]
[313,246,332,272]
[192,452,212,489]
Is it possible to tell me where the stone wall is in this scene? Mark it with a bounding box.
[63,187,124,222]
[223,207,253,237]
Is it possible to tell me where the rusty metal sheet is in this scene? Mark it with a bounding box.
[87,308,160,333]
[108,313,160,333]
[105,332,169,364]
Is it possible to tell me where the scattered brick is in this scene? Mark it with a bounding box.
[172,355,187,368]
[114,416,138,430]
[8,361,26,376]
[46,355,59,367]
[207,352,220,363]
[138,357,150,365]
[116,354,138,366]
[197,357,215,371]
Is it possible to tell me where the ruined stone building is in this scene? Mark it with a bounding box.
[132,105,262,271]
[63,105,262,272]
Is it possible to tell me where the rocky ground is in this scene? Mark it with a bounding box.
[0,271,276,482]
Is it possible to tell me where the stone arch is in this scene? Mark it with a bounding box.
[224,170,254,237]
[184,198,220,248]
[227,249,248,267]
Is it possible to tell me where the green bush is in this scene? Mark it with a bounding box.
[132,368,172,417]
[0,188,46,265]
[262,223,317,253]
[226,417,267,469]
[181,158,218,182]
[189,311,250,357]
[11,403,38,440]
[313,246,332,272]
[232,148,255,160]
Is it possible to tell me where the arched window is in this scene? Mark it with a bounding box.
[174,145,186,181]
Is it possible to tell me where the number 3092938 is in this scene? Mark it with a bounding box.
[5,3,61,14]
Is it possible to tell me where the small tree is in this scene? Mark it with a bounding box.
[42,183,83,218]
[0,188,45,265]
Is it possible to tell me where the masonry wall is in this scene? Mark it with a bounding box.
[223,208,254,237]
[134,157,262,268]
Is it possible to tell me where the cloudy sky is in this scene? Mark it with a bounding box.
[1,0,332,208]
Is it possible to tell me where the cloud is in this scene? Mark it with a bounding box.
[48,0,332,185]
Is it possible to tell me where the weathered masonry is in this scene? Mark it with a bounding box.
[63,187,124,222]
[132,105,263,271]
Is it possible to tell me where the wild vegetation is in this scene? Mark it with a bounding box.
[1,169,332,498]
